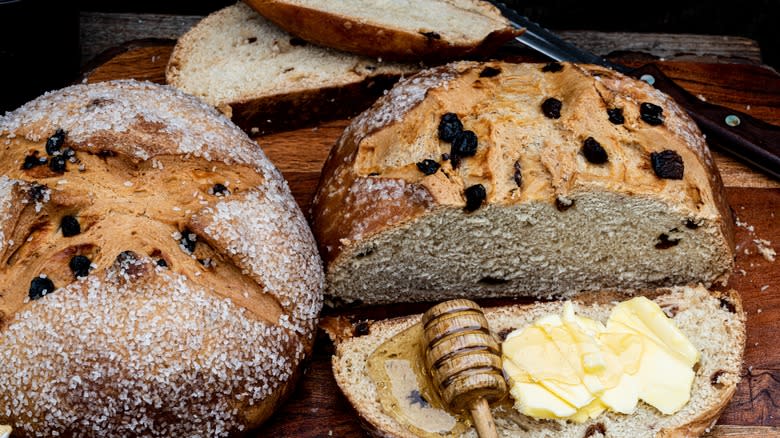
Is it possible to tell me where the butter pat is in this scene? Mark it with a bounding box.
[608,298,700,366]
[502,297,699,422]
[0,425,11,438]
[607,298,699,415]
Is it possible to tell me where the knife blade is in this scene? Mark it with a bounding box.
[488,0,780,181]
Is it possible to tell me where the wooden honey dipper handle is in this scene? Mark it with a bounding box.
[422,299,506,438]
[470,398,499,438]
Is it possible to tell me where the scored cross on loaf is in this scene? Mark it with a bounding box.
[0,80,323,437]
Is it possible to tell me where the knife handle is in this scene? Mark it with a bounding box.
[628,63,780,181]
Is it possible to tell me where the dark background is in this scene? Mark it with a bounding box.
[1,0,778,113]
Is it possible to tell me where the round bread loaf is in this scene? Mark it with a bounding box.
[0,80,323,436]
[312,61,735,305]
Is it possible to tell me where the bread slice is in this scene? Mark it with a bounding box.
[311,61,735,305]
[166,2,419,133]
[242,0,521,61]
[328,286,746,437]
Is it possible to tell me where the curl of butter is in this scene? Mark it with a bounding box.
[502,297,699,422]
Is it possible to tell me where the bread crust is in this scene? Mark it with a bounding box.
[329,287,746,438]
[242,0,521,61]
[0,80,324,437]
[311,64,458,265]
[165,3,420,134]
[656,289,744,438]
[311,61,736,301]
[227,73,405,134]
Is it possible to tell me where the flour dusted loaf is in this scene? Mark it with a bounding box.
[166,2,419,133]
[329,286,746,437]
[0,80,323,436]
[242,0,521,61]
[311,61,735,304]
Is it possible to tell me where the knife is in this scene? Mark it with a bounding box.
[488,0,780,181]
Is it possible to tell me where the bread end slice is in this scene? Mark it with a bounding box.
[166,2,418,134]
[329,286,745,438]
[242,0,521,61]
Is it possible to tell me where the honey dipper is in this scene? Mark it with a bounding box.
[422,299,507,438]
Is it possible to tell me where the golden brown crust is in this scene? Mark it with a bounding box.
[657,289,745,438]
[242,0,521,62]
[0,80,323,437]
[311,61,735,291]
[655,385,735,438]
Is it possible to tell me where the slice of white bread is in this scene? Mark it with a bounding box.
[311,61,735,305]
[166,2,419,133]
[328,286,745,437]
[242,0,521,61]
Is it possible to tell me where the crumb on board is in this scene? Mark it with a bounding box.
[734,217,775,263]
[735,218,754,232]
[754,239,776,262]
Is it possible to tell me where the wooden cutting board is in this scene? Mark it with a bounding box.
[82,43,780,437]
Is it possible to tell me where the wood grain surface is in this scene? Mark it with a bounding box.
[82,42,780,437]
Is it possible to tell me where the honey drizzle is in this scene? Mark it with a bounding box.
[366,322,472,437]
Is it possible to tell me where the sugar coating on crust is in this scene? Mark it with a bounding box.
[0,80,324,435]
[344,177,434,241]
[0,265,299,437]
[0,79,322,325]
[346,64,459,143]
[1,80,271,172]
[203,189,324,333]
[0,176,15,252]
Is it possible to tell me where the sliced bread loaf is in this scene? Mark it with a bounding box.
[166,2,419,133]
[329,286,745,437]
[311,61,735,305]
[241,0,521,61]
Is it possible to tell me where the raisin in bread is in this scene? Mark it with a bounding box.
[0,80,323,437]
[328,286,745,437]
[166,2,419,133]
[311,61,735,305]
[242,0,521,61]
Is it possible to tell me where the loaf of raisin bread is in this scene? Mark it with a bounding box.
[0,80,323,437]
[328,286,745,437]
[242,0,521,61]
[166,2,419,133]
[311,61,735,305]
